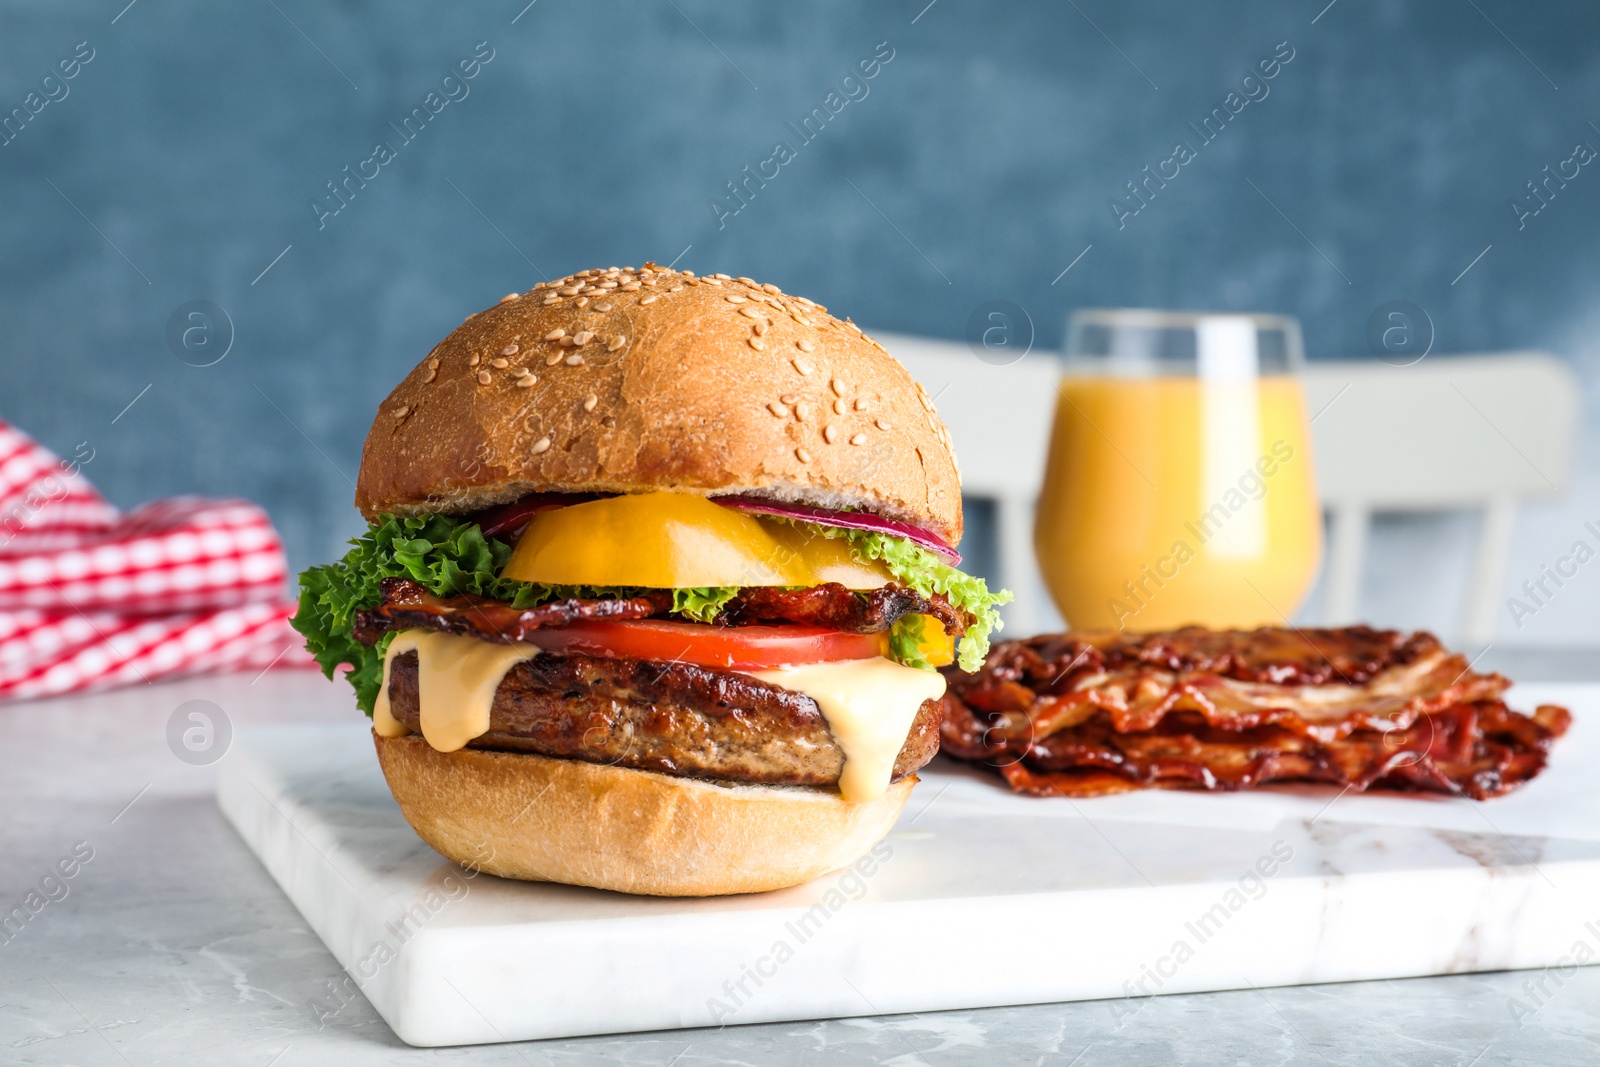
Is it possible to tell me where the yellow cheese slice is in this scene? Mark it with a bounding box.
[748,657,947,803]
[501,491,892,589]
[372,630,539,752]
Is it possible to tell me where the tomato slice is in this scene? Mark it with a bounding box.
[523,618,885,670]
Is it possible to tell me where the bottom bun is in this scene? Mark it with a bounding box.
[373,732,915,896]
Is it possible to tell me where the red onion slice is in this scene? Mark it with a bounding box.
[713,495,961,565]
[475,492,600,540]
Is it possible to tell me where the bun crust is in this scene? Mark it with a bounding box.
[355,266,963,544]
[373,732,913,896]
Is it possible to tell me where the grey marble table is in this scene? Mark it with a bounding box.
[2,648,1597,1067]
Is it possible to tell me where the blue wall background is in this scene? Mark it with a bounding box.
[3,0,1597,638]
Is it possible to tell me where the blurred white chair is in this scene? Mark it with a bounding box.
[1301,353,1579,642]
[875,332,1059,633]
[880,332,1580,646]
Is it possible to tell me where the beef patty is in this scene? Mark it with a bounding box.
[384,650,942,787]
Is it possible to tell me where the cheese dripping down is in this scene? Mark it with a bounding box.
[371,630,540,752]
[748,658,946,803]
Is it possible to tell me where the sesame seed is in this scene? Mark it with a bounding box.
[531,436,552,454]
[738,307,762,320]
[598,279,619,290]
[543,295,560,304]
[620,282,641,291]
[546,351,565,366]
[559,286,582,296]
[566,354,585,366]
[514,366,531,377]
[854,397,871,411]
[736,276,754,285]
[502,344,520,356]
[726,295,747,304]
[830,378,845,396]
[670,285,685,292]
[833,398,846,414]
[421,365,438,384]
[767,402,787,417]
[713,273,732,280]
[748,338,764,351]
[517,375,539,388]
[607,335,626,352]
[843,319,862,334]
[797,339,816,353]
[795,447,812,463]
[470,353,481,367]
[491,358,509,369]
[595,302,613,312]
[875,418,891,430]
[682,270,696,277]
[393,405,409,418]
[780,393,799,404]
[794,315,813,327]
[762,283,781,295]
[918,390,934,411]
[500,292,520,303]
[584,393,598,412]
[792,357,814,375]
[573,331,594,346]
[752,320,769,336]
[477,370,492,385]
[823,425,838,444]
[544,328,567,341]
[703,278,723,286]
[849,433,867,446]
[795,401,812,421]
[576,297,590,308]
[640,294,659,305]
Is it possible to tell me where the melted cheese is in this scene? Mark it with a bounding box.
[749,658,947,803]
[371,631,539,752]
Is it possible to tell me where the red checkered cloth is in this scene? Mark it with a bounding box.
[0,419,314,700]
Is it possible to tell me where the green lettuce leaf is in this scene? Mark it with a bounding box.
[293,515,526,715]
[806,525,1012,672]
[887,612,937,672]
[671,586,742,623]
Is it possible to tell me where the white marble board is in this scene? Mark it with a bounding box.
[217,683,1600,1048]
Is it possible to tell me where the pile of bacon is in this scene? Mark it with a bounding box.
[938,626,1570,800]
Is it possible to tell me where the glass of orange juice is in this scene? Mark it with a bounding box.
[1034,309,1323,631]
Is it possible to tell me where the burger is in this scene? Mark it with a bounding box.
[292,264,1010,896]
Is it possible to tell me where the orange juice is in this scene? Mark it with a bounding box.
[1034,375,1322,631]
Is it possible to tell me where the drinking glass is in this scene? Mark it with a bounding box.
[1034,310,1323,631]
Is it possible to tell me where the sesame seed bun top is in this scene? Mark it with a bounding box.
[354,264,964,545]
